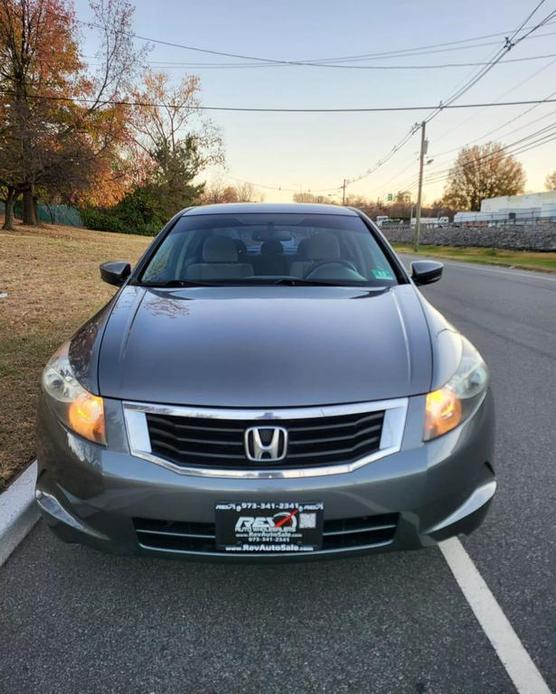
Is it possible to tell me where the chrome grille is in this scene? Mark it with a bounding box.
[145,410,385,469]
[123,398,408,478]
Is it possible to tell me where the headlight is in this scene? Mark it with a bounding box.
[424,337,488,441]
[41,342,106,445]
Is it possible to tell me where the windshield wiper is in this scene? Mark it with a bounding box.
[139,278,375,288]
[270,278,364,287]
[140,279,223,288]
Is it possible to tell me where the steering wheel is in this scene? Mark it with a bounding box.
[306,259,358,278]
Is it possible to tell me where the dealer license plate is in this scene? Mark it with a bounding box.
[215,501,324,553]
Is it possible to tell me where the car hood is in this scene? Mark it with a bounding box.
[97,284,432,407]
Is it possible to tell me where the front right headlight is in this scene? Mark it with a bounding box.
[41,342,106,445]
[424,337,488,441]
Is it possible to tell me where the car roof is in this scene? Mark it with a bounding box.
[181,203,358,216]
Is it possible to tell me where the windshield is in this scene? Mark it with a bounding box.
[139,213,400,287]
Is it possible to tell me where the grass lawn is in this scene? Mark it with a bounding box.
[0,221,149,490]
[393,244,556,273]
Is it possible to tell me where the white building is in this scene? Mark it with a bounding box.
[480,191,556,212]
[454,191,556,224]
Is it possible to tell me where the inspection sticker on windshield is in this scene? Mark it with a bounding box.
[215,501,324,553]
[371,267,394,280]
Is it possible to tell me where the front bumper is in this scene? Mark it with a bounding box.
[35,392,496,561]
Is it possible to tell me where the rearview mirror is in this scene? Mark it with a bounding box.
[411,260,443,286]
[100,261,131,286]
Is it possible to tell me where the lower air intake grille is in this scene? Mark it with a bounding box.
[133,513,398,555]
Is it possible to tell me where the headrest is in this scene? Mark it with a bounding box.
[306,232,340,261]
[261,239,283,256]
[203,236,238,262]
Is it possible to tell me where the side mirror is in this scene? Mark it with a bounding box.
[100,261,131,287]
[411,260,443,286]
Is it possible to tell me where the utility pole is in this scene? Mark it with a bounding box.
[341,179,347,206]
[414,121,427,251]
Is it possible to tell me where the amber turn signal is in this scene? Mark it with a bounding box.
[424,387,462,440]
[68,392,106,445]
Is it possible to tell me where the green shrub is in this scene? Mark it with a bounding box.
[80,207,127,233]
[80,185,181,236]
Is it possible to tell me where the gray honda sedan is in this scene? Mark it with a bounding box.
[36,203,495,560]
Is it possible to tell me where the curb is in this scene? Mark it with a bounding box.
[0,461,40,567]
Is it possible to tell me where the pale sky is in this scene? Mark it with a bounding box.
[75,0,556,203]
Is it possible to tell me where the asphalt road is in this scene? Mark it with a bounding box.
[1,258,554,694]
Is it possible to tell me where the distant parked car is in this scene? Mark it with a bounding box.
[36,203,495,561]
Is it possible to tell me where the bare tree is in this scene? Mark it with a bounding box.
[129,71,224,216]
[293,192,334,204]
[545,171,556,190]
[235,182,257,202]
[200,181,262,205]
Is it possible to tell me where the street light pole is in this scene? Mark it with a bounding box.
[414,121,427,251]
[341,179,347,206]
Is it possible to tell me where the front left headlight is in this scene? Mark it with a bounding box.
[41,342,106,445]
[424,337,489,441]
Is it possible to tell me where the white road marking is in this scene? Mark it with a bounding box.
[440,538,551,694]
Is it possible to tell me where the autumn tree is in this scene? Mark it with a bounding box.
[442,142,525,211]
[0,0,141,230]
[0,0,80,227]
[545,171,556,190]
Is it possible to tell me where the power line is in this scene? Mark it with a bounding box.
[85,50,556,71]
[341,127,418,187]
[430,52,556,146]
[332,2,555,200]
[402,0,555,235]
[427,119,556,178]
[360,55,556,195]
[225,176,302,194]
[394,108,556,195]
[395,126,556,198]
[511,0,550,36]
[422,2,555,124]
[78,17,556,67]
[3,90,556,112]
[298,25,556,63]
[422,121,556,185]
[432,94,556,161]
[423,134,556,189]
